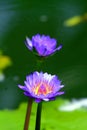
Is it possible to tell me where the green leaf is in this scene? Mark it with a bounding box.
[0,99,87,130]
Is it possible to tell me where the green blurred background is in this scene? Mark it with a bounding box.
[0,0,87,109]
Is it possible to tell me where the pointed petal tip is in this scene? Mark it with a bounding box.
[18,84,22,88]
[24,37,33,50]
[58,91,65,95]
[60,85,64,88]
[57,44,63,50]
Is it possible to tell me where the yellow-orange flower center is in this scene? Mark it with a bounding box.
[32,82,53,96]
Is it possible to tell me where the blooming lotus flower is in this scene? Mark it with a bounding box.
[18,71,64,103]
[25,34,62,57]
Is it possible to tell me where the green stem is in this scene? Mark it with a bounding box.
[24,98,33,130]
[36,58,44,71]
[34,57,44,130]
[35,102,42,130]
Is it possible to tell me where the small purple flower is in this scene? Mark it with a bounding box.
[25,34,62,57]
[18,71,64,103]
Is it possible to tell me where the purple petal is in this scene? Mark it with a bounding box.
[26,74,33,86]
[25,37,33,50]
[18,85,28,91]
[56,44,63,51]
[35,45,47,56]
[60,85,64,88]
[24,81,32,93]
[49,97,55,101]
[55,91,64,96]
[24,91,32,97]
[35,98,41,103]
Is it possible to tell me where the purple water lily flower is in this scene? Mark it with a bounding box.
[25,34,62,57]
[18,71,64,103]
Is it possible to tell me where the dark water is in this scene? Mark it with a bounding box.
[0,0,87,109]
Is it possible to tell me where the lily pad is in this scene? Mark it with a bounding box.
[0,99,87,130]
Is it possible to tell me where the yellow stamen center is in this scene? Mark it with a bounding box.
[32,82,53,96]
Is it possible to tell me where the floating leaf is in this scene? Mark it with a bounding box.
[0,99,87,130]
